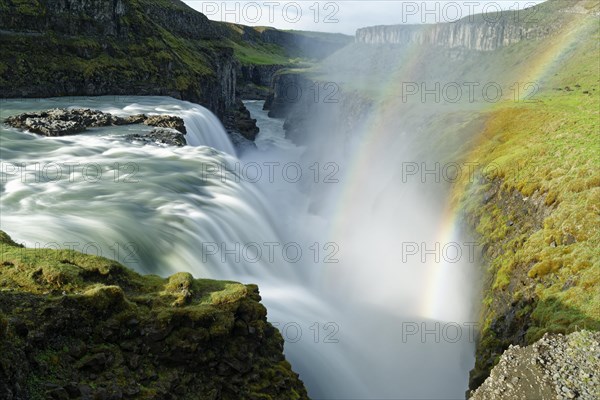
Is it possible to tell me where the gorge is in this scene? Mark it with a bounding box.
[1,0,599,399]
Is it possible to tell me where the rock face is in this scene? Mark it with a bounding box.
[264,70,373,147]
[237,64,286,99]
[0,0,235,117]
[0,230,309,400]
[142,115,187,134]
[265,72,314,119]
[355,21,552,51]
[354,1,574,51]
[4,109,186,142]
[470,331,600,400]
[223,100,259,142]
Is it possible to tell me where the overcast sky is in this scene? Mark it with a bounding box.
[182,1,546,35]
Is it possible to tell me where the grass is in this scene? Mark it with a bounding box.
[228,40,291,66]
[456,46,600,332]
[446,10,600,387]
[0,231,249,314]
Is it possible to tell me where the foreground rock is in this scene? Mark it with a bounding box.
[0,231,308,400]
[470,331,600,400]
[4,108,188,146]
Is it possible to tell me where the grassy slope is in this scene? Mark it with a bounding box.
[450,4,600,388]
[219,24,351,66]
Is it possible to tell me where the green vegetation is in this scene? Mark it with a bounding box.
[228,40,290,66]
[0,231,308,399]
[451,9,600,388]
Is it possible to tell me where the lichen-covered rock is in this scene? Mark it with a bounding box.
[143,115,187,134]
[470,331,600,400]
[4,108,117,136]
[4,109,187,145]
[0,231,308,400]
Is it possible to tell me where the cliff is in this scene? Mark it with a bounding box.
[355,0,572,51]
[455,24,600,389]
[0,0,238,117]
[218,24,352,99]
[0,0,351,116]
[0,231,309,400]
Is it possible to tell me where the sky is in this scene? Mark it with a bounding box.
[182,1,547,35]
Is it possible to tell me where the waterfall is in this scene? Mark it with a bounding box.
[1,96,476,399]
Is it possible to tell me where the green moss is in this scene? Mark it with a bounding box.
[0,230,308,398]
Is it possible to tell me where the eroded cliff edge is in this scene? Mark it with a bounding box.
[0,231,309,400]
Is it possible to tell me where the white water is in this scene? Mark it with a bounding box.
[1,96,476,399]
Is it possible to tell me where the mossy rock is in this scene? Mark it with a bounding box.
[0,230,308,399]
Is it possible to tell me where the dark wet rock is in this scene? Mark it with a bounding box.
[4,109,188,146]
[223,100,259,141]
[127,128,187,147]
[3,108,117,136]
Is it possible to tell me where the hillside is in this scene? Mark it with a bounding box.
[453,9,600,389]
[0,0,351,115]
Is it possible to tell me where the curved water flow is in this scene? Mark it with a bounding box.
[1,96,476,399]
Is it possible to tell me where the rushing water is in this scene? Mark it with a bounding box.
[1,96,475,399]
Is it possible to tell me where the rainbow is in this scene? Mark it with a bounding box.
[326,11,598,322]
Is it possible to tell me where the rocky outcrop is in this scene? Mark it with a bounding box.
[470,331,600,399]
[142,115,187,134]
[264,70,373,147]
[265,72,314,119]
[4,108,186,137]
[0,230,309,399]
[223,100,259,142]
